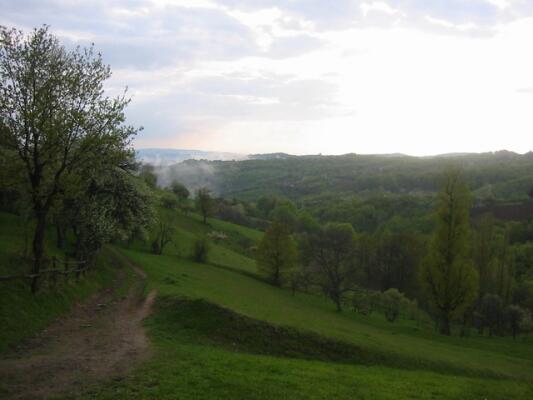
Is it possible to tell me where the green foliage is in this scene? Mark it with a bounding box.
[195,187,213,224]
[505,304,529,339]
[301,223,357,311]
[160,192,179,209]
[170,180,190,200]
[420,169,479,335]
[151,215,175,255]
[0,26,141,288]
[140,164,158,189]
[270,201,298,230]
[479,294,504,336]
[256,222,297,286]
[382,288,405,322]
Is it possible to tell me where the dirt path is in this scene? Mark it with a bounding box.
[0,251,156,400]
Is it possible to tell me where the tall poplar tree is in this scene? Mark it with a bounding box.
[420,168,478,335]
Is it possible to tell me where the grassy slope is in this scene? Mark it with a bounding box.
[78,211,533,399]
[0,212,124,353]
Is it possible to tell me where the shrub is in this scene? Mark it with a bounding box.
[383,288,404,323]
[193,238,209,263]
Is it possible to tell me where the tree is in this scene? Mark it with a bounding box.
[151,216,174,255]
[139,164,157,189]
[160,192,178,209]
[472,214,502,304]
[419,169,478,335]
[505,304,527,340]
[0,26,138,291]
[480,294,504,336]
[270,201,298,231]
[195,187,213,224]
[382,288,405,323]
[171,180,189,201]
[256,222,297,286]
[193,238,209,263]
[65,167,153,263]
[302,223,357,311]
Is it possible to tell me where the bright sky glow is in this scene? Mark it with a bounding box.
[1,0,532,155]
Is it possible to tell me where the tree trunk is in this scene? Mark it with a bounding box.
[273,266,280,287]
[56,224,65,250]
[31,211,47,293]
[335,298,342,312]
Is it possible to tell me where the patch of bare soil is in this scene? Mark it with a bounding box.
[0,253,156,400]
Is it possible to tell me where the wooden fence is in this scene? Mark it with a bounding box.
[0,256,88,288]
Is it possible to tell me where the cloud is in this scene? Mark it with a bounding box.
[1,0,533,155]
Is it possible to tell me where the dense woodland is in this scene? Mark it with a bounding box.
[151,152,533,338]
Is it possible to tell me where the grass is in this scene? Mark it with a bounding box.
[73,295,533,400]
[120,249,533,380]
[0,212,123,353]
[3,208,533,399]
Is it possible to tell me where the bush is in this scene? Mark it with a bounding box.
[193,238,209,263]
[351,288,374,315]
[383,288,404,323]
[160,192,179,209]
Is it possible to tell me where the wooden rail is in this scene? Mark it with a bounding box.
[0,257,88,283]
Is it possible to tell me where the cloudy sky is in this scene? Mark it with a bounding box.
[2,0,533,155]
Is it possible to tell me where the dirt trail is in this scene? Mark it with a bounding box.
[0,251,156,400]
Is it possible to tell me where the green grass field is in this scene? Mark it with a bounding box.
[2,210,533,399]
[79,210,533,399]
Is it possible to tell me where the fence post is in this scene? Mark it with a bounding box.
[64,254,69,283]
[51,256,57,288]
[76,259,82,281]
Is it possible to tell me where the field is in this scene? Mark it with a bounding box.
[77,211,533,399]
[1,210,532,399]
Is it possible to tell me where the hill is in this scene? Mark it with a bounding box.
[65,210,533,398]
[157,151,533,204]
[136,148,246,166]
[2,207,533,399]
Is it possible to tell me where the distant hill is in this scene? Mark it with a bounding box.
[153,150,533,205]
[248,153,294,160]
[136,148,246,166]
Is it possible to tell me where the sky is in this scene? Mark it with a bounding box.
[1,0,533,156]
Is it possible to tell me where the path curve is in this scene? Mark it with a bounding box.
[0,251,155,400]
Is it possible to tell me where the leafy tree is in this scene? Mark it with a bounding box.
[382,288,406,323]
[160,192,178,209]
[0,26,138,291]
[151,215,174,255]
[420,169,478,335]
[270,201,298,230]
[256,196,278,218]
[473,215,497,299]
[505,304,527,340]
[256,222,297,286]
[139,164,157,189]
[66,168,153,263]
[195,187,213,224]
[480,294,504,336]
[351,287,375,315]
[301,223,357,311]
[171,180,190,201]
